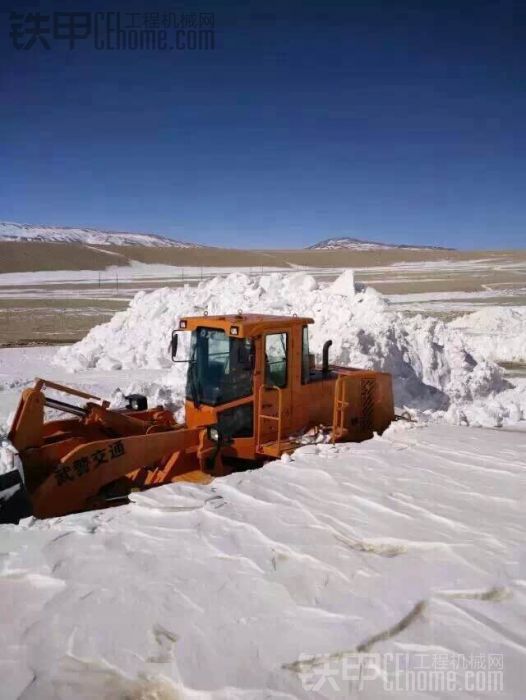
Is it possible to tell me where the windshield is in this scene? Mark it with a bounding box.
[186,327,254,406]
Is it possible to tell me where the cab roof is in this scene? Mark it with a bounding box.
[179,313,314,338]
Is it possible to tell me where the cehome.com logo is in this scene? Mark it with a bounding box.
[9,11,216,51]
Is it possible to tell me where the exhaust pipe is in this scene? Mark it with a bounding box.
[322,340,332,375]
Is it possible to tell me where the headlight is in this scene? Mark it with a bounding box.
[125,394,148,411]
[208,426,220,442]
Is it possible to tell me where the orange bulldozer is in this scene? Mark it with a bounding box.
[1,314,394,523]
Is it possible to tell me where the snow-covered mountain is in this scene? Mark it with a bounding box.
[0,221,202,248]
[308,236,454,251]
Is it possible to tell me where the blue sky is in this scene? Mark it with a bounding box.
[1,0,524,249]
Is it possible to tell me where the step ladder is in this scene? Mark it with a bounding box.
[331,376,350,442]
[256,384,284,458]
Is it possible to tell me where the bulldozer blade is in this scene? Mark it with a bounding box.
[0,469,33,524]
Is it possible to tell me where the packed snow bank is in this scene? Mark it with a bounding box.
[55,272,522,425]
[449,306,526,364]
[1,423,525,699]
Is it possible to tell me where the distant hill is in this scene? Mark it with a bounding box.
[0,221,202,248]
[308,236,455,251]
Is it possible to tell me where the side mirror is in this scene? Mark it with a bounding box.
[170,331,178,361]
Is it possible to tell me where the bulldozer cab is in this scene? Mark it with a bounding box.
[173,314,323,452]
[174,313,393,460]
[174,314,310,392]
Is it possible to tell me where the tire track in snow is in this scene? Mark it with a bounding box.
[283,599,427,672]
[283,584,515,673]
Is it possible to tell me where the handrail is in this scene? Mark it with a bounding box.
[35,378,103,402]
[256,384,283,453]
[34,378,110,409]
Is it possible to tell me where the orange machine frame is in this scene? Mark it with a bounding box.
[5,315,394,520]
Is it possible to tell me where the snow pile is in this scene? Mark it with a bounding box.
[53,272,522,425]
[449,306,526,364]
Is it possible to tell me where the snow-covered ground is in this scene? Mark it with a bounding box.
[1,256,525,314]
[1,270,525,699]
[0,263,302,304]
[387,290,526,316]
[1,420,524,698]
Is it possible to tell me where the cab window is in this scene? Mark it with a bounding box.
[265,332,287,388]
[186,327,254,405]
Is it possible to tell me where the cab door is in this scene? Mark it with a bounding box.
[258,329,293,444]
